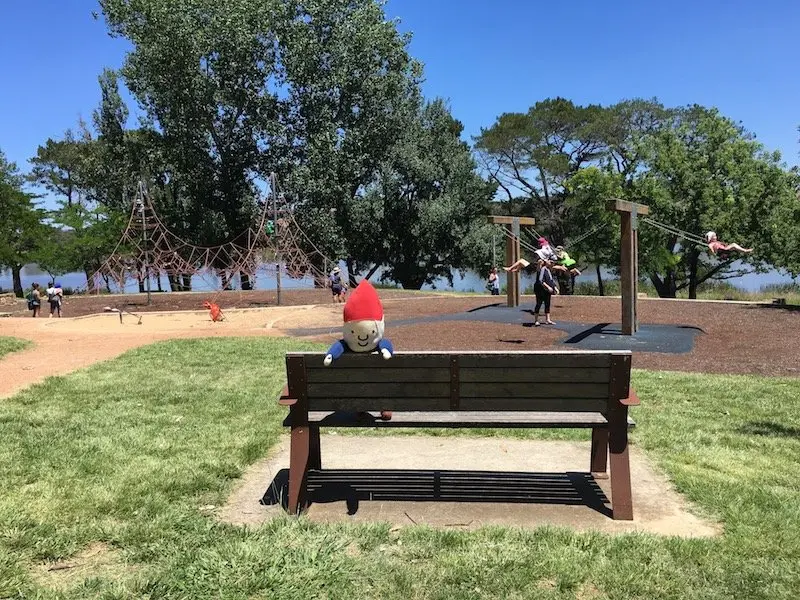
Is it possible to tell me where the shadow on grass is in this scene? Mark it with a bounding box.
[262,468,612,518]
[739,421,800,439]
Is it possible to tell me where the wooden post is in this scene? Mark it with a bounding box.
[487,216,536,308]
[606,199,649,335]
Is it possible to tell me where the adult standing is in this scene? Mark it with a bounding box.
[532,260,558,326]
[487,267,500,295]
[46,281,64,318]
[28,283,42,317]
[329,267,347,303]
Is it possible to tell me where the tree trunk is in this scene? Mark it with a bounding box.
[241,273,253,291]
[346,257,359,288]
[138,275,145,293]
[12,265,23,297]
[167,274,179,292]
[84,267,99,294]
[220,271,232,291]
[595,264,604,296]
[687,248,699,299]
[650,270,677,298]
[181,274,192,291]
[156,275,163,293]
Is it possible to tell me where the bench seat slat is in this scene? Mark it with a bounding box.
[307,368,450,383]
[299,410,635,428]
[460,367,611,384]
[460,382,609,399]
[308,382,450,398]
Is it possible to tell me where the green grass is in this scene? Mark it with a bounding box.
[1,338,799,599]
[0,336,30,359]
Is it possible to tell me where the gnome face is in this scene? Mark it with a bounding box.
[341,280,386,353]
[343,318,385,353]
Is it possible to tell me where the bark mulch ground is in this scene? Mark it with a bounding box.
[380,295,800,378]
[4,290,798,378]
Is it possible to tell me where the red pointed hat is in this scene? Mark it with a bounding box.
[343,280,384,323]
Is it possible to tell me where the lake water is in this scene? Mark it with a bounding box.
[1,262,796,295]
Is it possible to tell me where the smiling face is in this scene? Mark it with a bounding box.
[343,318,384,353]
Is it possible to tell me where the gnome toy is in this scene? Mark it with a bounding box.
[324,280,394,366]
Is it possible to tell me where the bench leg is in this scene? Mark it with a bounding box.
[309,424,321,470]
[590,428,609,479]
[608,411,633,520]
[288,424,311,515]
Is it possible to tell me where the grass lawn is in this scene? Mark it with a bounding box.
[0,336,30,360]
[1,338,799,599]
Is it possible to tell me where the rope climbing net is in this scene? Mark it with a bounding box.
[91,177,339,293]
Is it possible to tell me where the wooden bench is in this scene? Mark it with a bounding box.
[279,350,640,520]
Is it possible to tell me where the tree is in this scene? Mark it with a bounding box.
[563,167,622,294]
[351,100,495,289]
[474,98,612,243]
[0,149,47,297]
[100,0,278,250]
[637,105,794,298]
[100,0,424,289]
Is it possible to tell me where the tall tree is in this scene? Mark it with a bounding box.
[0,149,47,297]
[351,100,495,288]
[474,98,611,243]
[100,0,423,288]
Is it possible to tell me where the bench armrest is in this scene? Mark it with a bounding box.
[278,385,297,406]
[621,388,640,406]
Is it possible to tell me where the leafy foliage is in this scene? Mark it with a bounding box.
[0,150,48,296]
[353,100,495,288]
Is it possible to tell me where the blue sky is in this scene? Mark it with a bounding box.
[1,0,798,179]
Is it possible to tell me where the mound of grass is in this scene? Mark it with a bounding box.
[0,337,798,598]
[0,336,30,359]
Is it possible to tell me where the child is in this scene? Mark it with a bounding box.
[535,237,559,262]
[503,258,530,273]
[487,267,500,295]
[554,246,581,277]
[532,260,558,326]
[705,232,752,256]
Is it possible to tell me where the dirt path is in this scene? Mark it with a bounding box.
[0,305,333,399]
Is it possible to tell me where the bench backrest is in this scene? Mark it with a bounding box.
[285,351,632,413]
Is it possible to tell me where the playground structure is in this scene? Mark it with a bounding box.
[489,198,650,336]
[92,175,338,307]
[487,215,536,307]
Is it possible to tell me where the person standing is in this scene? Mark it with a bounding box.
[532,260,558,326]
[329,267,347,303]
[487,267,500,295]
[28,283,42,317]
[46,281,63,318]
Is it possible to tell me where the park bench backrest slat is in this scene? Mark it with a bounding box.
[287,351,631,413]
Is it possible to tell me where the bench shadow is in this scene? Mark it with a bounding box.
[262,468,611,518]
[739,421,800,439]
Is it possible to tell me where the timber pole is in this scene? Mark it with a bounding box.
[487,215,535,308]
[607,199,649,335]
